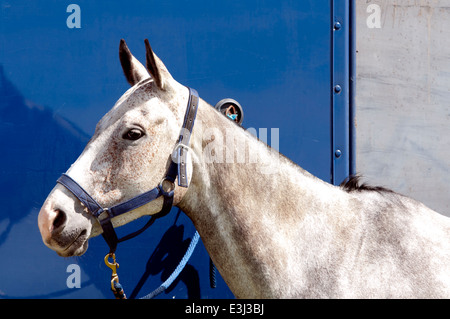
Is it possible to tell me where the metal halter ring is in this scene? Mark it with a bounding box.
[159,178,175,197]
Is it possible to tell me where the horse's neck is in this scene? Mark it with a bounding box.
[178,100,344,297]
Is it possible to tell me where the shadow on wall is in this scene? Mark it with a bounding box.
[0,64,90,246]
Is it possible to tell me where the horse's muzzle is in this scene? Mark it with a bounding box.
[38,198,90,257]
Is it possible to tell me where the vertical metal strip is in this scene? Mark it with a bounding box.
[331,0,351,185]
[349,0,356,177]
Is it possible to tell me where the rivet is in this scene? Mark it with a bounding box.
[335,149,342,158]
[334,85,342,94]
[334,21,342,30]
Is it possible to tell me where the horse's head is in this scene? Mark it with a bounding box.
[38,40,193,256]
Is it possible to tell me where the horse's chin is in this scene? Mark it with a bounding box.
[56,234,89,257]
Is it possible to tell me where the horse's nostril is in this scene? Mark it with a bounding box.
[52,209,67,232]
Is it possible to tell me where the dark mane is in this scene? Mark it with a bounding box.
[340,175,395,194]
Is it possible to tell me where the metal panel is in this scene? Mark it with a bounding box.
[0,1,353,298]
[356,1,450,217]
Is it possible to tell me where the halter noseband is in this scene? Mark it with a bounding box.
[56,87,199,254]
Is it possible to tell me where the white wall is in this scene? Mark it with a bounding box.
[356,0,450,216]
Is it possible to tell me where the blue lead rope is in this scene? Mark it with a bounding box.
[139,230,201,299]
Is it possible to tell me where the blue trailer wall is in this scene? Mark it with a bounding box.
[0,0,353,298]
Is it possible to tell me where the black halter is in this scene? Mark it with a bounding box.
[56,87,199,254]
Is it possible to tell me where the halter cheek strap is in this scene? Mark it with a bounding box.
[176,92,199,187]
[56,87,199,254]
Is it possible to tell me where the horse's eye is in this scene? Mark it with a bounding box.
[123,128,144,141]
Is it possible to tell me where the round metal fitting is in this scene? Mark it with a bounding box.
[334,85,342,94]
[214,98,244,125]
[334,21,342,30]
[159,178,175,197]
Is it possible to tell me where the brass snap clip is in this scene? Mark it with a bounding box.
[104,253,126,299]
[104,253,119,290]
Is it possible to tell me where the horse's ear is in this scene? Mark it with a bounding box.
[144,39,171,90]
[119,39,150,86]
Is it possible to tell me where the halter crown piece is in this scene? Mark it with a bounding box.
[56,87,199,254]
